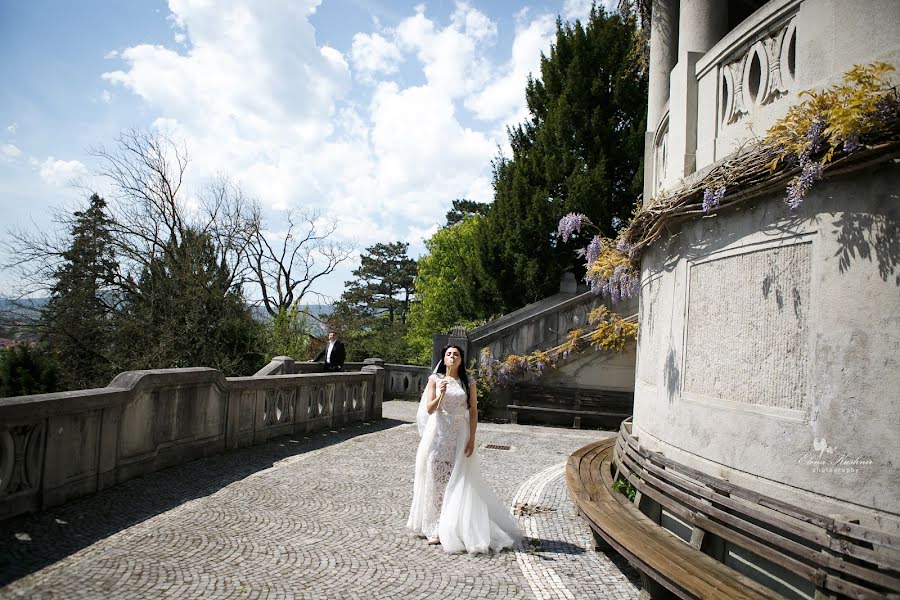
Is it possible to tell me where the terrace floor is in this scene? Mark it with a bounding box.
[0,401,639,599]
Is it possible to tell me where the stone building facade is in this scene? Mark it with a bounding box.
[635,0,900,535]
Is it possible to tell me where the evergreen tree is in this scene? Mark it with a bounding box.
[116,229,263,376]
[332,242,417,363]
[0,345,60,398]
[445,199,490,227]
[339,242,417,325]
[483,7,647,309]
[40,194,119,390]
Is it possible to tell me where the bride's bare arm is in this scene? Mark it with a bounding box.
[465,381,478,456]
[425,377,440,414]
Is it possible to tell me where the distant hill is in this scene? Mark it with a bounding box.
[1,297,333,334]
[249,304,333,334]
[0,297,48,322]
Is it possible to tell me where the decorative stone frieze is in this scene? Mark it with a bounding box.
[0,423,44,500]
[722,17,797,125]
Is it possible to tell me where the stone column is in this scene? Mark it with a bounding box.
[677,0,728,56]
[362,365,385,420]
[647,0,678,133]
[644,0,677,204]
[665,0,728,186]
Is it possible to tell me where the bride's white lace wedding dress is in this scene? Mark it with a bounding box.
[406,374,523,554]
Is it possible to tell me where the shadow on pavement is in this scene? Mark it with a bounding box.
[0,418,407,587]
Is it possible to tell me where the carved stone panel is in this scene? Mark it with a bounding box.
[262,387,296,427]
[0,422,45,499]
[308,384,332,418]
[721,17,797,125]
[637,275,663,386]
[683,242,811,411]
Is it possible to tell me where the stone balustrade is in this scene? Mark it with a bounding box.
[256,357,430,401]
[0,365,384,521]
[468,292,638,367]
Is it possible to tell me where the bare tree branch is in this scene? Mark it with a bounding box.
[248,209,353,316]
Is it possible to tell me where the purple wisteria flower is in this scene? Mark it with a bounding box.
[586,236,603,265]
[557,213,586,242]
[840,135,862,153]
[585,263,639,302]
[787,160,824,209]
[806,117,826,156]
[875,93,900,124]
[702,186,726,213]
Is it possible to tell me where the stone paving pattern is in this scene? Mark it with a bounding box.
[0,401,639,599]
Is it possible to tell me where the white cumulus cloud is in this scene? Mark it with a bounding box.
[1,144,22,160]
[94,0,568,296]
[466,12,557,124]
[350,32,402,83]
[38,157,88,187]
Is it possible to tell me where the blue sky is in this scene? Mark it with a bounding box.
[0,0,614,301]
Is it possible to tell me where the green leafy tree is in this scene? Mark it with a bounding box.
[406,214,499,364]
[340,242,417,325]
[264,305,313,363]
[483,6,647,309]
[445,199,490,227]
[116,229,264,376]
[40,194,119,390]
[333,242,417,363]
[0,345,60,398]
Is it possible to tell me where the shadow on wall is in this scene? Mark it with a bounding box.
[0,419,406,587]
[663,346,681,406]
[832,210,899,285]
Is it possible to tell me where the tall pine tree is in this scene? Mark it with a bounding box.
[40,194,119,390]
[116,229,263,376]
[332,242,417,363]
[483,7,647,309]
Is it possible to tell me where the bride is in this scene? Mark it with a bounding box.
[406,344,523,553]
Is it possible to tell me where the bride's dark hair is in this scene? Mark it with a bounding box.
[435,344,471,407]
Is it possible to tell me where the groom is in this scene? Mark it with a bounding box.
[314,330,345,372]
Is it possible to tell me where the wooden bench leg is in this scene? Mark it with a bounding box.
[689,526,705,550]
[509,410,518,424]
[592,528,613,552]
[573,416,581,429]
[638,571,673,600]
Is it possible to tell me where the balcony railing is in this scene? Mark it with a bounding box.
[0,365,385,521]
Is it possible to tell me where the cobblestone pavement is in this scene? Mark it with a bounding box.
[1,401,639,599]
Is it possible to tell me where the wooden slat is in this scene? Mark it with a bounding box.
[566,442,782,600]
[616,439,900,592]
[620,427,900,554]
[612,428,900,597]
[591,448,783,600]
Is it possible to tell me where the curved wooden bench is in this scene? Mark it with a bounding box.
[567,425,900,600]
[567,438,781,599]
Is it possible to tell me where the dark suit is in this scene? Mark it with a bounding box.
[314,340,346,372]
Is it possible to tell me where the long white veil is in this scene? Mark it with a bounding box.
[415,360,443,436]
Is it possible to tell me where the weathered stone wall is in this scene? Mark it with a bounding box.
[255,357,429,401]
[469,292,637,368]
[632,165,900,530]
[0,366,385,521]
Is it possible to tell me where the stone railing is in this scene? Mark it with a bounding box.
[0,365,384,521]
[468,292,638,367]
[256,357,430,401]
[694,0,800,172]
